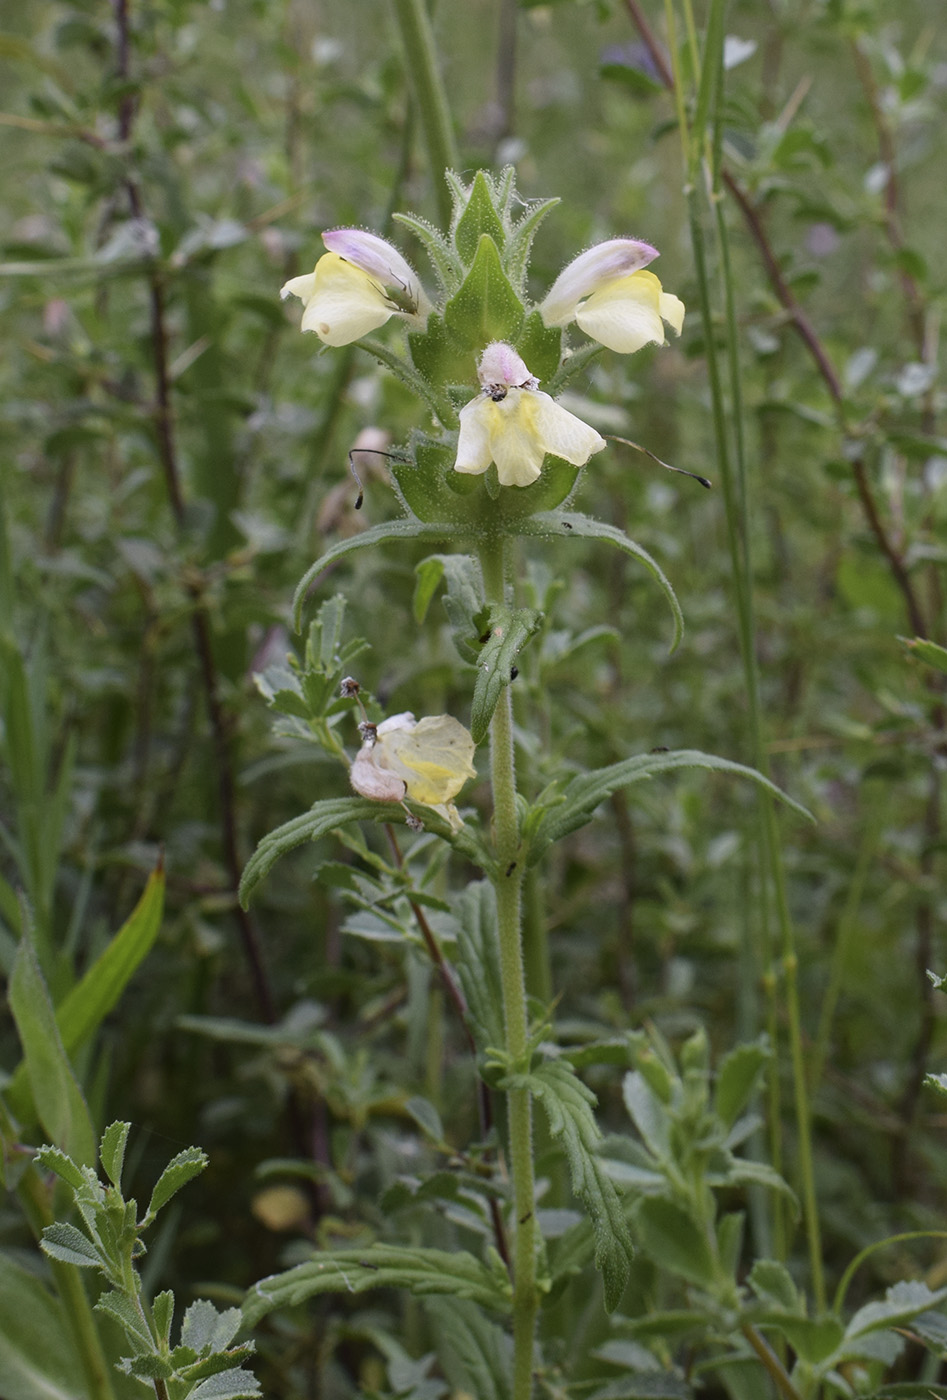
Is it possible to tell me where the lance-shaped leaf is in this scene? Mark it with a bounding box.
[424,1297,513,1400]
[0,1249,88,1400]
[240,798,491,907]
[186,1369,261,1400]
[470,604,543,744]
[39,1221,101,1269]
[630,1197,717,1290]
[514,511,683,650]
[292,520,460,630]
[526,749,814,866]
[242,1244,510,1327]
[9,928,96,1168]
[506,1059,633,1313]
[5,866,164,1124]
[141,1145,209,1226]
[100,1121,132,1190]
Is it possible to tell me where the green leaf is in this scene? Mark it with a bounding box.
[714,1039,770,1129]
[404,1096,445,1145]
[392,211,464,292]
[33,1145,86,1193]
[470,604,543,744]
[292,521,457,629]
[153,1291,174,1349]
[240,797,491,906]
[902,637,947,676]
[242,1245,510,1327]
[845,1281,947,1339]
[406,311,475,388]
[454,881,505,1052]
[39,1222,100,1270]
[95,1289,153,1350]
[514,512,682,648]
[0,1249,87,1400]
[6,866,164,1123]
[141,1146,209,1225]
[413,552,483,661]
[181,1299,244,1353]
[504,199,561,293]
[513,1059,633,1313]
[513,310,563,386]
[763,1315,845,1366]
[454,171,507,264]
[621,1071,671,1162]
[188,1370,261,1400]
[444,236,524,351]
[630,1197,717,1289]
[527,749,813,867]
[747,1259,799,1311]
[424,1297,512,1400]
[9,928,95,1168]
[99,1121,131,1191]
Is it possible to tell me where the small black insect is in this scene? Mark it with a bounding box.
[650,745,670,753]
[510,666,519,681]
[505,860,517,877]
[486,385,508,402]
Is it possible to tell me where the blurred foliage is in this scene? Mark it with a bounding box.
[2,0,947,1396]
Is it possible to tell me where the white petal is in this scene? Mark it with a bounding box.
[380,715,476,805]
[575,271,666,353]
[298,253,394,345]
[540,238,659,327]
[489,392,546,487]
[660,291,685,336]
[280,272,315,303]
[377,712,416,736]
[322,228,431,318]
[350,746,406,802]
[531,392,607,466]
[454,397,494,476]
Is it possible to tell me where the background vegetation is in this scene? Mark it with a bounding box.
[2,0,946,1396]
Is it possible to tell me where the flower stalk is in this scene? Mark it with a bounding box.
[480,534,537,1400]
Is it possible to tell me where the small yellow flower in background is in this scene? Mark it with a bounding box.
[350,713,477,831]
[540,238,685,354]
[281,229,431,346]
[454,342,606,488]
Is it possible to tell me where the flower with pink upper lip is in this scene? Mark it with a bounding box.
[280,229,431,346]
[453,342,606,488]
[540,238,684,354]
[349,712,476,831]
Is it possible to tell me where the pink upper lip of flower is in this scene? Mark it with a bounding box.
[321,228,430,314]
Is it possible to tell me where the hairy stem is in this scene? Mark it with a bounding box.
[480,535,536,1400]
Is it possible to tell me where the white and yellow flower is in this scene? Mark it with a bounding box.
[350,712,477,831]
[280,229,431,346]
[454,342,606,489]
[540,238,685,354]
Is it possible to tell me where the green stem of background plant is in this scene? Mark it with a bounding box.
[665,0,825,1307]
[480,533,537,1400]
[388,0,459,227]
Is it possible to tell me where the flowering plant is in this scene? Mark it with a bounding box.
[243,170,807,1400]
